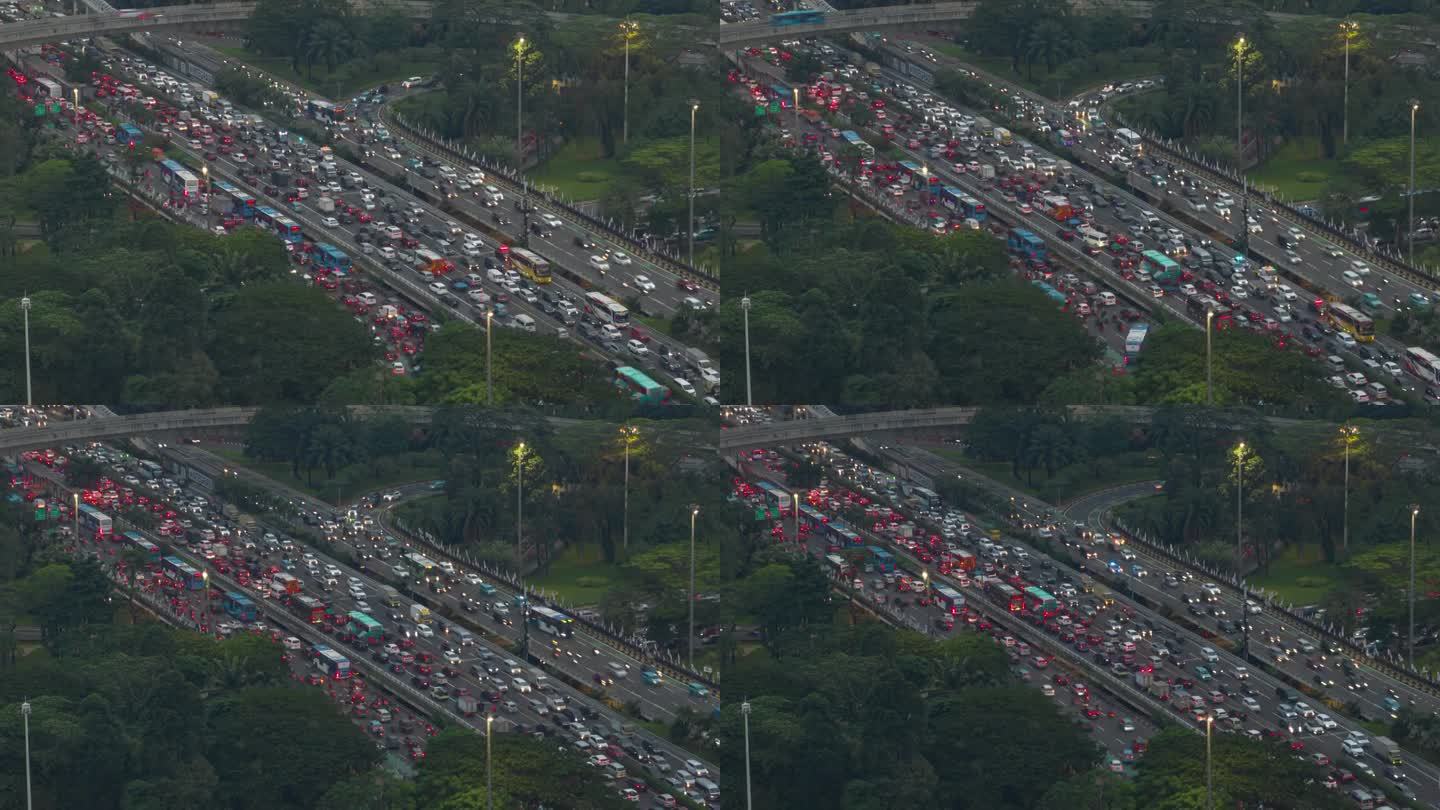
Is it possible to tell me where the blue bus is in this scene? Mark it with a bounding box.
[1124,323,1150,365]
[312,644,352,680]
[78,504,112,537]
[123,531,161,562]
[117,123,143,145]
[771,9,825,26]
[529,606,575,638]
[312,243,351,274]
[755,480,793,510]
[162,556,205,590]
[1032,280,1068,306]
[959,194,987,222]
[224,591,258,622]
[769,83,792,108]
[273,216,303,244]
[156,158,199,197]
[212,180,256,219]
[1007,228,1046,262]
[840,130,874,157]
[933,584,964,614]
[254,205,281,229]
[827,522,863,548]
[867,546,895,573]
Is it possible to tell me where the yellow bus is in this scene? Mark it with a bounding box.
[1327,303,1375,342]
[510,247,552,285]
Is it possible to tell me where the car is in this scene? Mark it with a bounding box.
[632,275,655,293]
[588,255,610,273]
[512,677,532,693]
[1342,270,1363,287]
[1311,753,1331,767]
[626,339,649,358]
[610,251,632,266]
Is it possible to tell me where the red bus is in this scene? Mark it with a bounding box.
[288,594,326,624]
[987,581,1025,612]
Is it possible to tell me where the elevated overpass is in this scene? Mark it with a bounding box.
[716,406,1347,451]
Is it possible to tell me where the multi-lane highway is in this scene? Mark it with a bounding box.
[45,41,719,395]
[744,436,1433,805]
[24,443,718,808]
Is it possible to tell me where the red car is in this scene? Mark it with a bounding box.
[676,278,698,292]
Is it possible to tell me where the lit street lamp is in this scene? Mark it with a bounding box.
[1205,715,1214,810]
[486,310,494,407]
[689,505,699,672]
[1233,441,1248,575]
[618,20,640,145]
[1340,425,1359,552]
[21,295,32,409]
[1234,35,1248,162]
[742,699,754,810]
[688,100,699,268]
[514,36,527,156]
[514,441,528,567]
[1409,100,1420,264]
[22,700,33,810]
[619,425,639,552]
[741,295,753,406]
[1340,21,1360,145]
[486,713,494,810]
[1411,505,1421,670]
[1206,308,1215,406]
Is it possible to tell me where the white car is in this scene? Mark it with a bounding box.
[401,75,424,88]
[610,251,632,266]
[588,255,610,273]
[1229,285,1249,299]
[512,677,532,693]
[1350,259,1369,273]
[626,339,649,358]
[283,636,302,651]
[674,378,696,396]
[415,624,434,638]
[429,282,448,296]
[322,216,339,228]
[443,649,462,664]
[1343,270,1363,287]
[1317,713,1338,730]
[231,152,248,163]
[1384,361,1403,376]
[633,275,655,293]
[540,214,562,229]
[465,573,482,585]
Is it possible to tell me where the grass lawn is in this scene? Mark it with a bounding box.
[637,315,673,337]
[1251,545,1347,606]
[206,445,442,505]
[213,46,444,99]
[532,544,634,607]
[930,448,1164,503]
[1249,137,1336,202]
[530,137,620,202]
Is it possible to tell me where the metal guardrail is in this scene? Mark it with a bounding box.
[376,106,717,291]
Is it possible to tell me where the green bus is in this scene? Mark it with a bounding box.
[347,611,384,643]
[615,366,669,405]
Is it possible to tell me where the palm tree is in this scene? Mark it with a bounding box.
[1026,19,1076,78]
[304,21,353,79]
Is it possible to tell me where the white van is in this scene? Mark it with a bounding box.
[1326,354,1345,370]
[379,245,395,259]
[358,292,377,306]
[514,314,536,332]
[1097,291,1117,306]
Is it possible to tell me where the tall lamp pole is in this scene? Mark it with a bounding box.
[1341,426,1358,552]
[515,36,526,157]
[620,425,638,552]
[486,714,494,810]
[688,100,699,268]
[1205,715,1214,810]
[1234,36,1247,164]
[1341,21,1359,145]
[21,295,32,410]
[742,699,754,810]
[1411,505,1420,670]
[620,20,639,145]
[741,295,753,406]
[1206,309,1215,406]
[486,310,494,407]
[22,700,33,810]
[1234,441,1247,576]
[1409,100,1420,264]
[515,441,526,569]
[689,505,699,672]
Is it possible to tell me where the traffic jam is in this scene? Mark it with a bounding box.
[731,439,1413,792]
[10,444,707,808]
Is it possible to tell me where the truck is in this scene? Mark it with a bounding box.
[455,694,479,716]
[1134,667,1154,689]
[270,170,291,188]
[409,603,431,625]
[993,127,1013,145]
[1374,736,1402,765]
[685,348,714,373]
[979,164,996,180]
[379,584,401,607]
[864,62,881,77]
[316,196,336,214]
[200,89,218,107]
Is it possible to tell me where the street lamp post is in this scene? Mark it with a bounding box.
[515,442,526,568]
[22,700,33,810]
[688,100,699,268]
[486,713,494,810]
[72,492,79,541]
[1205,715,1214,810]
[689,505,699,672]
[1235,36,1247,163]
[741,295,753,406]
[1341,21,1359,145]
[486,310,494,407]
[1409,100,1420,264]
[1341,426,1358,552]
[1206,309,1215,406]
[515,36,526,157]
[1411,505,1420,669]
[21,295,32,409]
[620,426,638,552]
[1234,442,1246,576]
[791,492,799,544]
[620,21,639,146]
[742,699,754,810]
[792,86,800,134]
